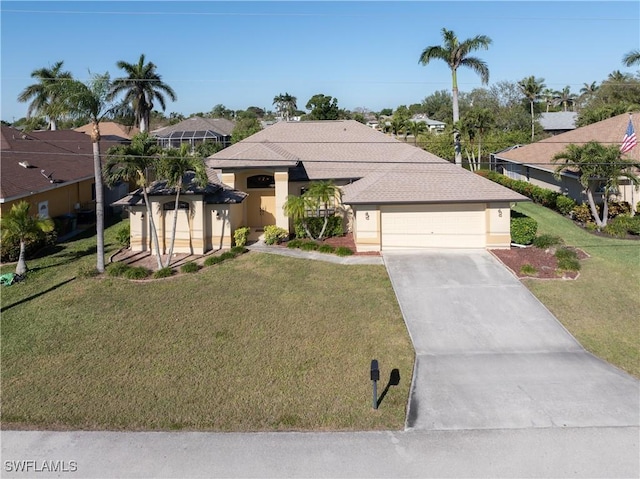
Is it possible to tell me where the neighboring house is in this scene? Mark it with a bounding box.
[153,117,235,150]
[410,114,446,134]
[197,120,527,252]
[538,112,578,135]
[112,170,247,254]
[492,112,640,210]
[74,122,139,142]
[1,126,127,227]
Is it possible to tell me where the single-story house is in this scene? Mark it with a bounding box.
[1,126,127,228]
[74,122,139,142]
[112,171,247,254]
[538,112,578,136]
[491,112,639,210]
[153,117,235,150]
[410,114,446,134]
[196,120,527,252]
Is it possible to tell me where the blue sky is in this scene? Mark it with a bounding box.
[1,1,638,122]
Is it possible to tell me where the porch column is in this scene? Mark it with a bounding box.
[274,170,289,231]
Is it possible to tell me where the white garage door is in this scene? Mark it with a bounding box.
[381,204,486,249]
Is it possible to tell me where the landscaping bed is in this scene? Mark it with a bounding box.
[491,245,589,279]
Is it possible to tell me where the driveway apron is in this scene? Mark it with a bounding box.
[383,250,640,431]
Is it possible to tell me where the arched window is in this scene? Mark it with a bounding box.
[247,175,275,189]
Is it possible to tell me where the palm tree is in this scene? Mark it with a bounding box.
[103,132,164,270]
[61,73,132,273]
[419,28,492,166]
[1,201,54,275]
[273,92,297,121]
[552,141,640,228]
[622,49,640,67]
[542,88,556,113]
[17,61,73,130]
[553,86,577,112]
[283,195,315,239]
[157,144,208,267]
[406,120,428,145]
[305,181,340,240]
[109,54,177,133]
[518,76,545,141]
[461,108,494,170]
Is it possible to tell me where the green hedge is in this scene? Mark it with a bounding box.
[510,211,538,245]
[294,216,343,239]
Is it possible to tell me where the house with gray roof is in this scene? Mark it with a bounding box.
[153,116,236,150]
[538,112,578,135]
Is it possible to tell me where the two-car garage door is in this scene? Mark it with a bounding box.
[380,204,486,249]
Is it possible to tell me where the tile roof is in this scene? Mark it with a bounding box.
[494,112,640,173]
[208,120,527,204]
[153,117,236,138]
[1,126,120,202]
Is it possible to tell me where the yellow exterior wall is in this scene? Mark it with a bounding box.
[353,206,382,252]
[485,202,512,249]
[274,170,289,230]
[0,179,94,219]
[205,205,232,251]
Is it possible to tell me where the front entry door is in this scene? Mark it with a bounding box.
[247,192,276,228]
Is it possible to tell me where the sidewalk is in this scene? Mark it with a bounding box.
[247,240,383,265]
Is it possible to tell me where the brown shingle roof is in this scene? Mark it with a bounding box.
[495,112,640,172]
[74,122,139,141]
[1,126,120,202]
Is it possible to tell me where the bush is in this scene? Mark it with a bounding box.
[233,227,250,247]
[107,262,130,277]
[124,266,150,279]
[0,230,57,263]
[77,265,100,278]
[533,234,563,249]
[204,255,225,266]
[335,246,354,257]
[180,262,199,274]
[571,204,593,223]
[153,267,174,279]
[317,244,336,254]
[510,212,538,245]
[220,251,236,260]
[627,216,640,235]
[115,223,130,248]
[520,264,537,276]
[294,216,343,239]
[555,195,576,216]
[263,225,289,245]
[555,248,581,271]
[300,241,319,251]
[607,201,631,218]
[603,215,634,238]
[230,246,248,256]
[286,239,305,249]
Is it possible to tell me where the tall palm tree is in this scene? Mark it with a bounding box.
[157,144,208,267]
[461,108,494,170]
[406,120,428,145]
[518,76,545,141]
[61,73,132,273]
[17,61,73,130]
[103,132,164,270]
[552,141,640,228]
[273,92,297,121]
[553,86,577,112]
[419,28,492,166]
[1,201,54,275]
[542,88,556,112]
[283,195,315,239]
[109,54,177,133]
[622,49,640,67]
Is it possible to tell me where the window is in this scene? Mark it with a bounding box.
[163,201,189,211]
[247,175,275,189]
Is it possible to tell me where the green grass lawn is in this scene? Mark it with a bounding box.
[514,203,640,377]
[1,221,414,431]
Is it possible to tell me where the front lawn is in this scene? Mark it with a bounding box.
[1,222,414,431]
[514,203,640,377]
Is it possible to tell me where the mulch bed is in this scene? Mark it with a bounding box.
[490,246,589,280]
[280,233,381,256]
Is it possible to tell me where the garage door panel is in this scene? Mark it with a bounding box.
[381,204,486,249]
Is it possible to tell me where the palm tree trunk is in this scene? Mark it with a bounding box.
[165,188,181,268]
[16,240,27,276]
[91,123,105,273]
[141,189,164,270]
[452,70,462,166]
[585,187,604,228]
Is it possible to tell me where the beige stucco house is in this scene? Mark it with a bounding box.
[204,120,527,252]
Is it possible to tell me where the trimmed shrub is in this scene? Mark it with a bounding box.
[115,223,130,248]
[317,244,336,254]
[124,266,150,279]
[263,225,289,245]
[294,216,343,239]
[300,241,319,251]
[603,215,633,238]
[220,251,236,260]
[233,227,250,247]
[180,262,199,274]
[204,255,225,266]
[153,267,174,279]
[627,216,640,235]
[571,204,593,223]
[510,212,538,245]
[607,201,631,218]
[555,195,576,216]
[533,234,563,249]
[107,262,130,277]
[286,239,305,249]
[335,246,354,257]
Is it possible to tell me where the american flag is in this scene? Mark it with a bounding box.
[620,116,637,154]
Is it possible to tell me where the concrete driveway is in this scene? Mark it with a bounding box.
[383,250,640,431]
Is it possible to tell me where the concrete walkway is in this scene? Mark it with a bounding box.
[2,248,639,478]
[247,240,383,265]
